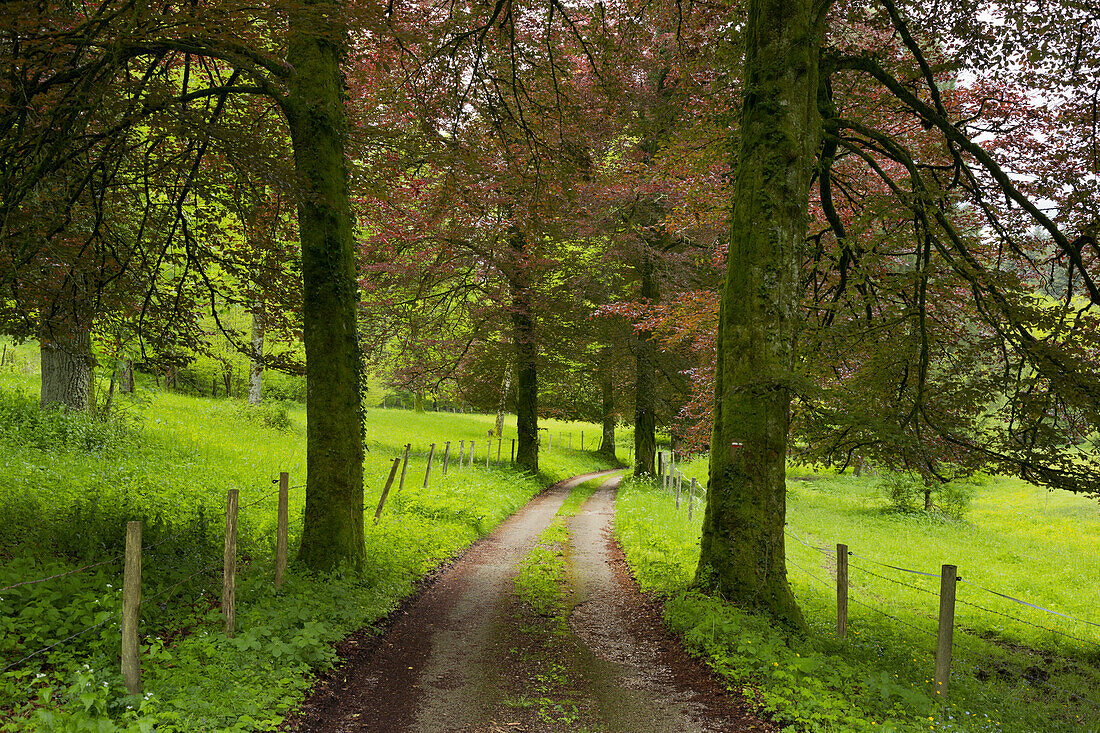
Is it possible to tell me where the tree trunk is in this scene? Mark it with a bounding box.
[634,252,658,475]
[495,370,511,437]
[248,307,264,405]
[40,308,93,411]
[510,233,539,472]
[118,358,134,394]
[598,346,616,459]
[695,0,828,631]
[285,3,365,572]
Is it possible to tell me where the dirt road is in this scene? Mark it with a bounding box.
[286,473,772,732]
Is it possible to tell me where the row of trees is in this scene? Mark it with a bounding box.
[2,0,1098,626]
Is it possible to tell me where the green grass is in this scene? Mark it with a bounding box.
[616,460,1100,733]
[0,341,617,731]
[512,474,612,617]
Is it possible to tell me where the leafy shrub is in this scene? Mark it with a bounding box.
[877,470,973,520]
[234,401,293,431]
[0,389,138,454]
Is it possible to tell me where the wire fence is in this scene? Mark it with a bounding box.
[1,475,305,679]
[782,522,1100,716]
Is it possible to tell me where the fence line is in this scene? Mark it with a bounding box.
[1,613,121,673]
[847,562,941,598]
[779,517,1100,706]
[785,523,1100,641]
[953,595,1100,651]
[0,555,124,594]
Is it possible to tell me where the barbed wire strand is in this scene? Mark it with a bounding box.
[840,581,937,638]
[848,562,941,598]
[1,613,119,673]
[954,596,1100,652]
[786,556,832,589]
[951,623,1100,690]
[784,526,834,555]
[847,592,939,640]
[140,557,224,608]
[0,555,123,594]
[958,578,1100,632]
[848,551,943,579]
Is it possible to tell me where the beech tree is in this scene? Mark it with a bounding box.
[695,0,1100,627]
[0,0,368,569]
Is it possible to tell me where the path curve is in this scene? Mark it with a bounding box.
[285,472,774,732]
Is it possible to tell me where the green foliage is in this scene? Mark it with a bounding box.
[616,467,1100,733]
[0,389,138,454]
[877,470,974,520]
[233,401,293,432]
[1,382,616,730]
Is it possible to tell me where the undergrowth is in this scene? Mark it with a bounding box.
[0,361,614,731]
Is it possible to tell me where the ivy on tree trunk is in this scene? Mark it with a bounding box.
[284,1,365,572]
[696,0,830,630]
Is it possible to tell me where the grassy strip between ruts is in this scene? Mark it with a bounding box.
[512,474,611,618]
[615,468,1100,733]
[0,365,617,731]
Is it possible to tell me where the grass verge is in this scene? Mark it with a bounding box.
[615,467,1100,733]
[0,358,615,731]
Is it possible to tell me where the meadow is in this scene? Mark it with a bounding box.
[616,458,1100,733]
[0,340,616,731]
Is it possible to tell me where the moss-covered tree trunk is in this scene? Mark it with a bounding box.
[510,233,538,472]
[598,346,616,459]
[633,252,658,475]
[284,1,365,572]
[695,0,829,630]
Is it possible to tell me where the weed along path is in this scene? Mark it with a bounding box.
[286,472,772,733]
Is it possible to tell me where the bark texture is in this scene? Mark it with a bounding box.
[695,0,829,630]
[495,370,511,437]
[633,252,658,475]
[598,346,616,459]
[285,3,365,572]
[510,233,538,472]
[40,307,93,411]
[248,306,264,406]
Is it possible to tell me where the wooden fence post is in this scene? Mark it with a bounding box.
[398,444,410,491]
[275,473,289,589]
[374,457,402,524]
[548,433,553,450]
[468,441,475,467]
[657,452,663,481]
[121,521,142,694]
[836,543,848,639]
[935,564,958,698]
[675,471,682,509]
[688,479,696,520]
[580,431,584,451]
[222,489,239,636]
[458,440,465,468]
[423,443,436,488]
[442,441,451,475]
